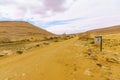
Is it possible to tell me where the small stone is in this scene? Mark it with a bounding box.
[91,54,98,60]
[87,49,92,56]
[22,73,26,76]
[96,62,102,68]
[84,69,92,76]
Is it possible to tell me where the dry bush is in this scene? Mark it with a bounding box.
[43,42,50,45]
[36,44,40,47]
[16,50,23,54]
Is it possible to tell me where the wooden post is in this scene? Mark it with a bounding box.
[100,36,102,52]
[95,36,102,52]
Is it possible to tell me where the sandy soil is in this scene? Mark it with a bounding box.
[0,37,120,80]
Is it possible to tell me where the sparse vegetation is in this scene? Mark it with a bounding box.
[43,35,74,43]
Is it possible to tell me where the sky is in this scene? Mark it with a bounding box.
[0,0,120,34]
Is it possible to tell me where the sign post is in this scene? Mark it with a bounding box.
[95,36,102,52]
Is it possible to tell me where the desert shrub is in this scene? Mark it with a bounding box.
[25,39,30,42]
[90,41,94,44]
[16,50,23,54]
[49,37,54,40]
[36,44,40,47]
[31,37,33,40]
[53,39,59,42]
[43,37,49,40]
[44,36,56,41]
[43,42,50,45]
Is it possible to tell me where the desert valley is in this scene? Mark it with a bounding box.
[0,21,120,80]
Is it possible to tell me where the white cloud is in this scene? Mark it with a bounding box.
[0,0,120,34]
[0,0,75,19]
[45,15,120,34]
[43,0,120,21]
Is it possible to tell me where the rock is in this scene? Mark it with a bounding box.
[0,50,13,56]
[87,49,92,56]
[90,54,98,60]
[84,69,92,76]
[96,62,102,68]
[22,73,26,77]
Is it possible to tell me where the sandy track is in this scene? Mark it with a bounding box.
[0,38,78,80]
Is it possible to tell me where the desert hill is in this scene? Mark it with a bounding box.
[86,25,120,34]
[0,21,54,42]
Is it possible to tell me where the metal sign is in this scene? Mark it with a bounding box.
[95,36,102,44]
[95,36,102,52]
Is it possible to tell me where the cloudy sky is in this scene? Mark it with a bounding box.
[0,0,120,34]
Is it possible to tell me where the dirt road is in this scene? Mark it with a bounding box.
[0,37,119,80]
[0,38,76,80]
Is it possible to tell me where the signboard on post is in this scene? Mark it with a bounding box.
[94,36,102,52]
